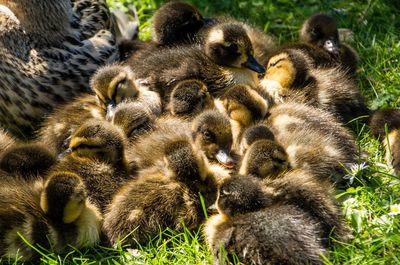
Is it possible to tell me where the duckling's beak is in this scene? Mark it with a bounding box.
[323,39,339,56]
[106,100,117,121]
[207,202,218,214]
[243,55,265,74]
[57,148,72,160]
[216,149,236,169]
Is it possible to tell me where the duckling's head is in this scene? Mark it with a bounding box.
[239,139,289,179]
[152,1,204,45]
[204,23,265,73]
[63,119,126,167]
[191,110,235,168]
[300,13,340,56]
[240,124,275,154]
[90,64,139,120]
[40,172,87,224]
[264,50,311,90]
[0,143,55,179]
[164,140,207,182]
[217,175,267,216]
[112,101,155,140]
[219,84,269,127]
[169,79,214,117]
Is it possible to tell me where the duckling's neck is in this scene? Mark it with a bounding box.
[0,0,73,47]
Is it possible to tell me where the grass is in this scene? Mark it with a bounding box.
[2,0,400,264]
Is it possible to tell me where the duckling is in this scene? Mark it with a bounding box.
[0,0,118,137]
[128,110,235,169]
[260,48,368,123]
[152,1,205,46]
[239,139,289,179]
[37,64,158,155]
[111,101,157,142]
[0,143,55,179]
[300,13,359,74]
[370,109,400,175]
[51,119,132,212]
[238,124,275,155]
[264,102,359,184]
[216,84,270,147]
[205,175,327,265]
[103,139,220,246]
[0,172,101,261]
[168,79,215,118]
[128,22,265,101]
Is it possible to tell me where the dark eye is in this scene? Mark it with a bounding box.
[227,43,238,52]
[202,130,213,142]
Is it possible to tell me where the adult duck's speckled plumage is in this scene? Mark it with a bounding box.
[0,0,118,137]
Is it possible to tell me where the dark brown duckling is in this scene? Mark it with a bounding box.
[239,139,289,179]
[0,143,55,179]
[239,124,275,155]
[168,79,215,118]
[103,139,220,246]
[370,108,400,175]
[51,119,132,213]
[260,48,369,123]
[0,172,101,261]
[128,22,265,101]
[152,1,205,46]
[300,13,359,74]
[204,175,331,265]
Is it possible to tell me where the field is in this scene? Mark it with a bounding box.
[2,0,400,264]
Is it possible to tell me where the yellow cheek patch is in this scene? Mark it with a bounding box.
[224,100,252,127]
[266,53,296,89]
[63,198,85,224]
[107,72,127,100]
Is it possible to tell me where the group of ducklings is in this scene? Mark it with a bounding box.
[0,1,399,264]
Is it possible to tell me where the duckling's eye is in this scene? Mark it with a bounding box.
[220,189,231,197]
[227,43,238,52]
[202,130,214,142]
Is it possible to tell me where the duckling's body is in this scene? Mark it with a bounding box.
[0,128,15,153]
[0,0,118,137]
[370,109,400,175]
[239,139,289,179]
[0,172,101,261]
[103,140,219,246]
[260,48,368,123]
[0,143,55,179]
[168,79,215,118]
[300,13,358,74]
[127,22,265,102]
[51,119,131,212]
[264,102,359,184]
[205,174,347,265]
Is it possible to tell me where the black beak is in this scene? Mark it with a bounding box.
[243,54,265,74]
[106,100,117,121]
[323,39,340,56]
